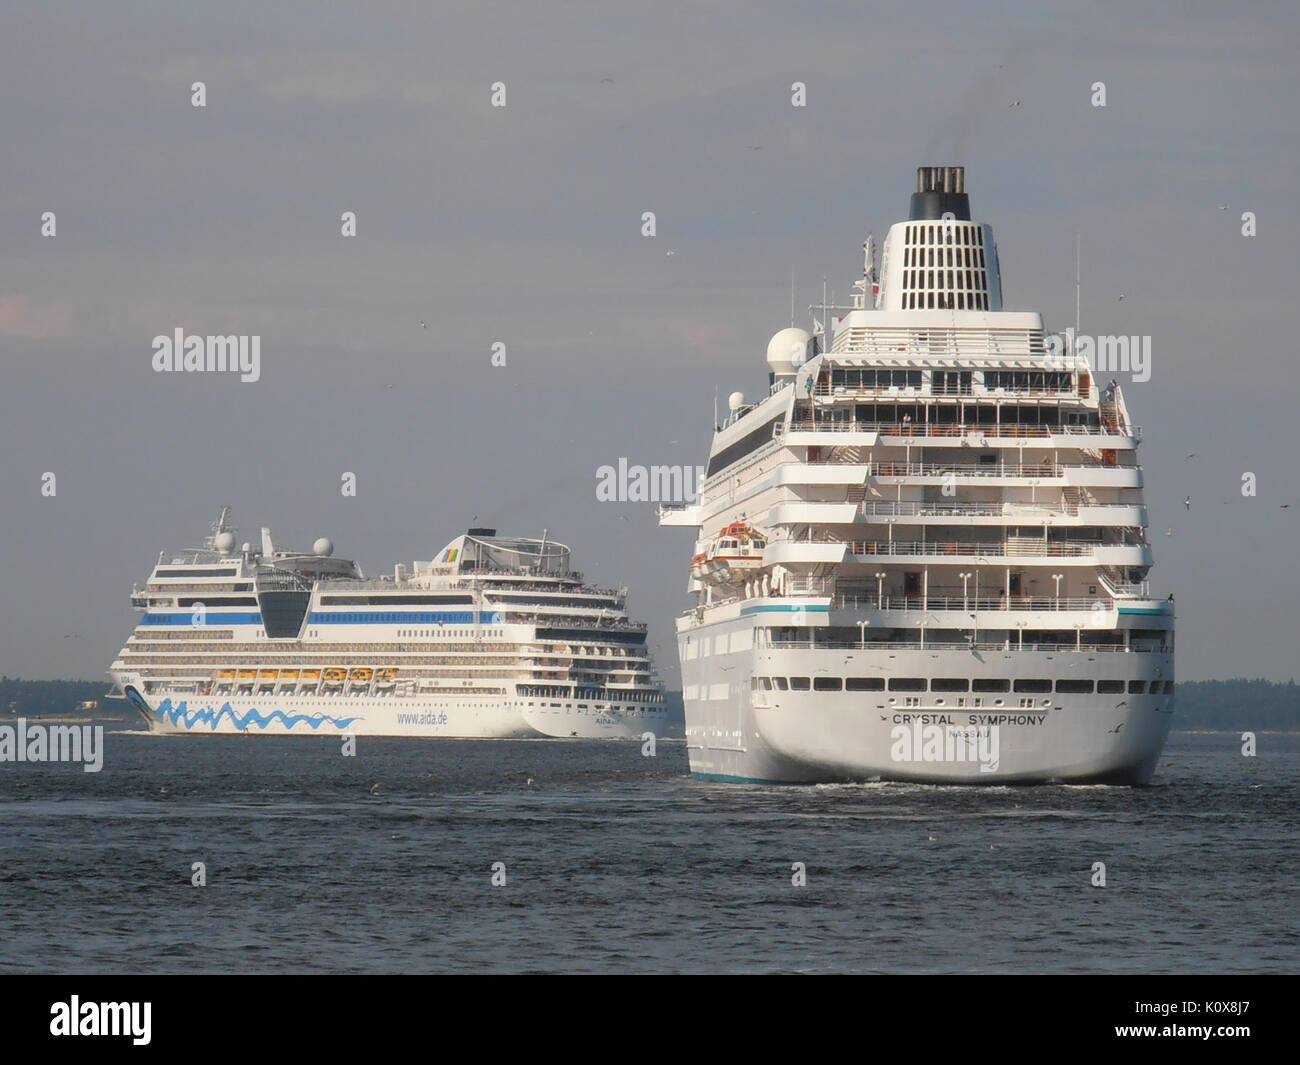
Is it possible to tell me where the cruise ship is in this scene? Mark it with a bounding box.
[661,166,1174,784]
[110,509,668,738]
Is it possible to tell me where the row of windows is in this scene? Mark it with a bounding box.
[829,369,924,389]
[905,224,985,247]
[904,290,989,310]
[904,268,988,293]
[984,371,1075,392]
[753,676,1173,694]
[904,245,987,269]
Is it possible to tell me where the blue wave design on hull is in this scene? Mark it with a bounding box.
[126,688,360,732]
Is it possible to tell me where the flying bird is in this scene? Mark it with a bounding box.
[1165,527,1173,536]
[1184,452,1198,460]
[1008,100,1021,108]
[1107,722,1125,734]
[1117,294,1125,301]
[418,320,427,329]
[1114,701,1128,709]
[665,249,676,256]
[1184,495,1191,509]
[1218,204,1229,211]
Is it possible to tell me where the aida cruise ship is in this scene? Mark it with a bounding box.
[661,166,1174,784]
[110,509,667,737]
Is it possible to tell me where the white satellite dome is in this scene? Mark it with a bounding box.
[728,391,745,411]
[766,327,811,374]
[313,537,334,557]
[214,531,236,555]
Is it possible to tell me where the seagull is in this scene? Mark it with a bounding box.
[665,249,676,256]
[1114,700,1128,709]
[1107,722,1125,734]
[418,320,427,329]
[1218,204,1229,211]
[1117,294,1125,301]
[928,835,938,841]
[1184,495,1191,510]
[748,145,762,151]
[1165,527,1173,536]
[1184,452,1198,460]
[1008,100,1021,108]
[600,77,614,85]
[1282,504,1292,509]
[369,783,380,795]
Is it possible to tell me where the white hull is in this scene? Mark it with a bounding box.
[124,685,667,740]
[680,616,1174,784]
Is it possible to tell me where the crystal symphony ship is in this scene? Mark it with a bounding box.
[110,509,668,737]
[660,166,1174,783]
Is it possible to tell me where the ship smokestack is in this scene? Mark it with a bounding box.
[909,165,970,221]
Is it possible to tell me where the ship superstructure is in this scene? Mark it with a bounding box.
[661,166,1174,783]
[111,508,667,737]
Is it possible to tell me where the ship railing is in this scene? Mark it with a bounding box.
[831,594,1114,612]
[788,421,1136,439]
[782,576,835,596]
[855,501,1081,518]
[831,539,1098,558]
[766,639,1131,652]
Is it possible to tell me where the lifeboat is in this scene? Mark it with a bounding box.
[279,669,300,681]
[300,669,321,681]
[322,667,346,684]
[375,668,397,686]
[690,522,767,584]
[217,669,236,681]
[349,667,373,682]
[257,669,279,682]
[238,669,256,681]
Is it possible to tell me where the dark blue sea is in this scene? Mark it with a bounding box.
[0,728,1295,973]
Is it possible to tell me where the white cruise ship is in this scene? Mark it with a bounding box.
[661,166,1174,784]
[110,509,668,738]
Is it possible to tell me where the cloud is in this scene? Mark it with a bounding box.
[0,293,72,340]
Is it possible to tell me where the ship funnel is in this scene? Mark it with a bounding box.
[909,165,970,221]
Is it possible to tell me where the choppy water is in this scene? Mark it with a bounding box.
[0,728,1295,973]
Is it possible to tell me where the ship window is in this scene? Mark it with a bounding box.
[1014,679,1052,693]
[845,677,885,691]
[774,677,789,690]
[789,677,811,690]
[1056,679,1094,693]
[1097,680,1125,694]
[760,677,772,690]
[1162,681,1174,694]
[973,679,1010,692]
[888,678,926,691]
[813,677,842,691]
[931,678,969,692]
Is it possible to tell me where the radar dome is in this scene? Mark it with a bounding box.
[766,327,811,374]
[214,532,236,555]
[728,391,745,411]
[313,537,334,557]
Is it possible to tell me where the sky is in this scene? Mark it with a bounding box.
[1,0,1297,686]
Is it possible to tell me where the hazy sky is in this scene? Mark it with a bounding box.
[2,1,1297,686]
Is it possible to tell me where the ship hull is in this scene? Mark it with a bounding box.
[123,685,668,740]
[679,616,1175,785]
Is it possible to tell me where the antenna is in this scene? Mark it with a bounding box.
[790,264,796,327]
[1075,232,1081,344]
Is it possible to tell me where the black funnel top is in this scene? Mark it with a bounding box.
[909,165,971,221]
